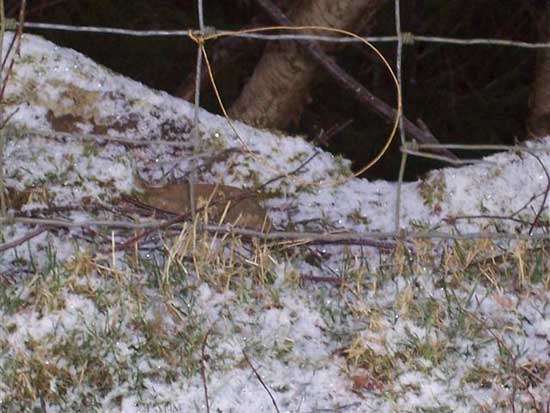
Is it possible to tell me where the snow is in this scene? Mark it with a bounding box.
[1,32,550,412]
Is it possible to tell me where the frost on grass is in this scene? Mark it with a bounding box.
[1,33,550,412]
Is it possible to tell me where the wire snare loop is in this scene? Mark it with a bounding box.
[188,25,402,187]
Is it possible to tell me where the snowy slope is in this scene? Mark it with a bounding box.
[1,33,550,412]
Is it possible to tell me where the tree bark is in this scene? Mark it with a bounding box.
[528,2,550,137]
[174,1,291,102]
[230,0,384,130]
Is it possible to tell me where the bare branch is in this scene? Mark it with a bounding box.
[254,0,459,161]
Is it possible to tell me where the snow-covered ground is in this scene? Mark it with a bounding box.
[1,33,549,412]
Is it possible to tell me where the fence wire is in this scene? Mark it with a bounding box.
[13,20,550,49]
[2,2,550,244]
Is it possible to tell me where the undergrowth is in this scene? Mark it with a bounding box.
[1,224,549,412]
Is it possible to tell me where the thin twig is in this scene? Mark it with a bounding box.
[314,118,353,147]
[114,212,190,251]
[0,225,49,253]
[0,56,15,99]
[0,27,16,71]
[527,152,550,235]
[511,191,546,217]
[258,150,320,189]
[242,350,280,413]
[466,307,523,413]
[301,274,343,286]
[447,214,536,227]
[0,216,159,229]
[200,323,216,413]
[0,107,19,129]
[3,213,550,248]
[39,393,48,413]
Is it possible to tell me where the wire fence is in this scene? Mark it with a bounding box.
[1,0,550,246]
[9,19,550,49]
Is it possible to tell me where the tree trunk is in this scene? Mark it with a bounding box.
[528,2,550,137]
[230,0,385,130]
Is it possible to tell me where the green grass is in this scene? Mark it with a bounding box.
[1,225,549,412]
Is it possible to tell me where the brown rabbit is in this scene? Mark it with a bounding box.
[134,176,271,231]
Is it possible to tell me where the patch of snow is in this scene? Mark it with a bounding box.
[1,32,550,412]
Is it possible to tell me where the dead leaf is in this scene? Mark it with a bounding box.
[351,374,384,393]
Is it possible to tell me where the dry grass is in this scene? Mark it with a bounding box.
[339,238,550,412]
[1,218,550,411]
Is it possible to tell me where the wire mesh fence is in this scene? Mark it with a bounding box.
[1,0,550,244]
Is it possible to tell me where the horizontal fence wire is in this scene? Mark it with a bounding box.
[0,8,547,244]
[414,143,550,152]
[8,20,550,49]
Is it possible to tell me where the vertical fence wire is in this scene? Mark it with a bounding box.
[189,0,207,220]
[394,0,406,147]
[394,0,405,232]
[193,0,205,140]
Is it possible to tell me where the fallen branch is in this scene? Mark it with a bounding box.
[2,213,550,249]
[254,0,459,160]
[4,206,550,256]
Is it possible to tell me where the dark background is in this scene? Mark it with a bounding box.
[7,0,540,180]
